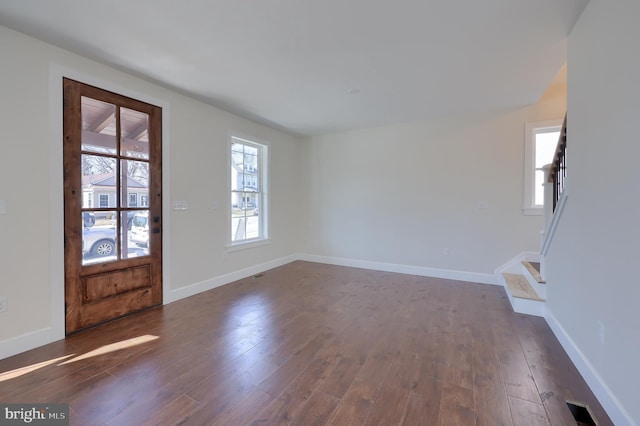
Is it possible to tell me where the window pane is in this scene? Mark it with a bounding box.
[230,138,266,244]
[244,151,257,169]
[231,193,247,241]
[231,144,243,192]
[534,170,545,206]
[254,197,260,217]
[535,131,559,168]
[245,216,260,240]
[244,169,258,192]
[82,154,116,208]
[99,194,110,208]
[82,211,96,228]
[121,160,149,208]
[81,97,117,155]
[122,210,149,259]
[82,211,117,265]
[121,107,150,160]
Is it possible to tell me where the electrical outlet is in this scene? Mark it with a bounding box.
[443,248,451,256]
[0,297,7,313]
[597,320,605,344]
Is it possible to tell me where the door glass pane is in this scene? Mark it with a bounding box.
[121,160,149,207]
[81,97,117,154]
[82,211,96,228]
[82,211,117,265]
[121,107,150,160]
[82,155,116,208]
[122,210,149,259]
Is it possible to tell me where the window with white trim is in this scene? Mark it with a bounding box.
[523,121,561,214]
[230,136,268,245]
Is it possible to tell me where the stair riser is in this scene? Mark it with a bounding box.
[496,252,546,318]
[502,264,546,297]
[511,296,546,317]
[500,273,545,318]
[525,273,546,299]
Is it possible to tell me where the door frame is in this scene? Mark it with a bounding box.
[63,78,163,333]
[48,65,172,341]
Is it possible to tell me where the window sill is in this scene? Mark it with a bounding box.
[522,207,543,216]
[225,238,271,253]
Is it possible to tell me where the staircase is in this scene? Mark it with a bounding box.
[497,254,546,317]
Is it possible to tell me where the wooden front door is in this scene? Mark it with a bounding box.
[63,78,162,334]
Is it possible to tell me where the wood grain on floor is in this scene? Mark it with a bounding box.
[0,261,611,425]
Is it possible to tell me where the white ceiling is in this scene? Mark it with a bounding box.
[0,0,588,136]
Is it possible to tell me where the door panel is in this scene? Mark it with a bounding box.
[63,78,162,334]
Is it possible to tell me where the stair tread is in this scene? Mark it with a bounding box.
[503,273,544,301]
[521,261,546,284]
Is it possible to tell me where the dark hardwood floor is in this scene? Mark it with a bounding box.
[0,261,611,425]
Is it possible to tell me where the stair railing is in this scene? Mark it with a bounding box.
[541,113,568,258]
[548,114,567,211]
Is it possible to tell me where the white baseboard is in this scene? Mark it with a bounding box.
[0,254,297,361]
[545,309,636,426]
[298,253,498,285]
[166,254,298,303]
[0,327,64,360]
[3,252,633,426]
[0,254,516,361]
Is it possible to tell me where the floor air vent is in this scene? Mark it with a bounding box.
[566,400,598,426]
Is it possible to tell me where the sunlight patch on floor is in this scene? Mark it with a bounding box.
[0,354,75,382]
[59,335,159,365]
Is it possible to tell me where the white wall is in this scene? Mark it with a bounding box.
[0,25,303,357]
[545,0,640,424]
[301,87,565,278]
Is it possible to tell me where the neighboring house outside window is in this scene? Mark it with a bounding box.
[229,136,268,247]
[523,120,561,215]
[82,174,149,210]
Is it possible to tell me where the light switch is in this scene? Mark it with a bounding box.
[172,201,188,211]
[0,200,6,215]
